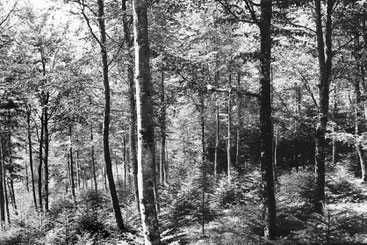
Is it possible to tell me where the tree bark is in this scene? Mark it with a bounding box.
[69,126,76,203]
[0,139,5,223]
[38,110,44,212]
[314,0,333,215]
[4,173,9,224]
[91,125,98,191]
[159,70,167,186]
[235,72,242,170]
[331,87,337,165]
[44,93,49,212]
[133,0,161,243]
[97,0,125,232]
[214,105,219,178]
[227,73,232,183]
[123,3,140,212]
[354,72,367,181]
[259,0,276,239]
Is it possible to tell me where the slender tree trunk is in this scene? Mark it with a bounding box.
[199,95,207,235]
[133,0,161,243]
[6,113,17,216]
[259,0,276,239]
[273,126,278,184]
[0,139,5,223]
[159,70,167,186]
[227,73,232,183]
[214,105,219,178]
[25,164,29,192]
[235,72,242,170]
[66,153,70,193]
[9,178,17,215]
[98,0,125,232]
[4,174,9,224]
[38,111,44,212]
[353,26,367,182]
[91,125,97,191]
[27,109,37,209]
[69,126,76,203]
[76,149,81,190]
[354,74,367,181]
[314,0,333,215]
[44,94,49,212]
[331,87,337,165]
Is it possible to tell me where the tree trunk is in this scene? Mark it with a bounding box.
[9,178,17,215]
[159,70,167,186]
[69,126,76,203]
[214,105,219,178]
[199,95,207,235]
[0,139,5,223]
[331,87,337,165]
[235,72,242,170]
[354,72,367,181]
[4,174,9,224]
[314,0,333,215]
[227,73,232,183]
[123,4,140,212]
[38,110,44,212]
[91,125,98,191]
[273,126,278,184]
[76,149,81,190]
[97,0,125,232]
[25,164,29,192]
[133,0,161,243]
[44,93,49,212]
[259,0,276,239]
[6,112,17,216]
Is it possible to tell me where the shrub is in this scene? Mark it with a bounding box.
[326,164,366,203]
[211,170,261,209]
[278,168,316,210]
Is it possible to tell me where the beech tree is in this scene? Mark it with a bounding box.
[133,0,161,243]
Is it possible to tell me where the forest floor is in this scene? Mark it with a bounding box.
[179,172,367,245]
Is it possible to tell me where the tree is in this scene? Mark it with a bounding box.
[313,0,334,215]
[258,0,276,239]
[133,0,161,243]
[96,0,126,231]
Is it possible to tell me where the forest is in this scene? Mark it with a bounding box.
[1,0,367,244]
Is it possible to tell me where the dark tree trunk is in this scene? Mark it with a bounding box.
[314,0,333,215]
[259,0,276,239]
[0,139,5,223]
[91,125,98,191]
[331,88,337,165]
[76,149,81,190]
[97,0,125,232]
[235,72,242,170]
[38,110,44,212]
[25,164,29,192]
[44,94,49,212]
[199,95,207,235]
[133,0,161,243]
[69,126,76,203]
[227,73,232,183]
[214,105,219,178]
[159,70,167,186]
[9,178,17,215]
[4,174,9,224]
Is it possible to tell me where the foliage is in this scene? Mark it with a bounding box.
[326,163,367,204]
[211,169,261,209]
[278,168,317,211]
